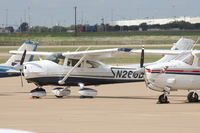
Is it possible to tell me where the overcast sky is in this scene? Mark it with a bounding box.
[0,0,199,28]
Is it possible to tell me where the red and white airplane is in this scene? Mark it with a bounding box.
[129,38,200,103]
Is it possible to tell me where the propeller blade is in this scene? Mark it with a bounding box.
[140,46,144,68]
[20,49,27,65]
[18,49,26,87]
[20,70,23,87]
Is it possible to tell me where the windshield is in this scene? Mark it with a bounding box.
[86,60,101,68]
[174,52,194,65]
[46,53,65,65]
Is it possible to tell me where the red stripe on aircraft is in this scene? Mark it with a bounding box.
[151,69,200,73]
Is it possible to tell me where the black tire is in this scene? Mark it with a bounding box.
[56,96,63,98]
[32,96,40,99]
[158,94,169,104]
[187,92,199,102]
[80,96,94,99]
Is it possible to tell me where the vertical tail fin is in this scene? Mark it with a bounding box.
[4,40,38,66]
[156,38,195,63]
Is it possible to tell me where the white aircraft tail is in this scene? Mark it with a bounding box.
[4,40,38,66]
[156,37,195,63]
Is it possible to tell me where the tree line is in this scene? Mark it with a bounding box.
[8,21,200,33]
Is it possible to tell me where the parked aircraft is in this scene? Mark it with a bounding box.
[0,40,38,78]
[129,39,200,103]
[10,38,194,99]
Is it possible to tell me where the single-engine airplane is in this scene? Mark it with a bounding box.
[0,40,38,78]
[128,38,200,103]
[10,38,194,99]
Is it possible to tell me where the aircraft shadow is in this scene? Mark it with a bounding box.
[95,96,157,100]
[46,95,157,100]
[0,93,13,96]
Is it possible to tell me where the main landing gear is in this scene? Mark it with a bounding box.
[52,87,71,98]
[29,87,71,99]
[77,83,97,98]
[187,92,199,103]
[78,88,97,98]
[157,91,199,104]
[29,85,98,99]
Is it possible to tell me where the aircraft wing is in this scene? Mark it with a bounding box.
[9,50,54,56]
[62,48,124,59]
[10,48,127,60]
[126,49,190,55]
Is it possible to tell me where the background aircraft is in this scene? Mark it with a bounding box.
[129,38,200,104]
[10,38,194,99]
[0,40,38,78]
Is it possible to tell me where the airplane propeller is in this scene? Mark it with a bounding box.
[20,49,27,66]
[139,46,151,91]
[140,46,144,68]
[19,49,27,87]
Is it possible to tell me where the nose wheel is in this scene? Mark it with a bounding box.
[158,94,169,104]
[29,87,46,99]
[187,92,199,103]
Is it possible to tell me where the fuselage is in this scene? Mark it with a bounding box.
[23,59,144,86]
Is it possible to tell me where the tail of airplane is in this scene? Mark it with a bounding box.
[155,37,195,63]
[4,40,38,66]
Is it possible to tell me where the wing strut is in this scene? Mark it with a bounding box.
[58,55,86,85]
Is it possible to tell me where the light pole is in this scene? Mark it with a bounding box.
[74,6,77,36]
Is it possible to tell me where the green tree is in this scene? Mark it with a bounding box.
[19,22,29,32]
[5,26,14,32]
[139,23,148,31]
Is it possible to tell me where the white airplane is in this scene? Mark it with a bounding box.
[10,38,195,99]
[0,40,38,78]
[128,39,200,104]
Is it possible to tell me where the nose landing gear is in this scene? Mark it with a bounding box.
[29,87,46,99]
[158,89,170,104]
[158,93,169,104]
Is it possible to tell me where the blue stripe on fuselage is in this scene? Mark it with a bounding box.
[0,73,20,77]
[0,66,20,78]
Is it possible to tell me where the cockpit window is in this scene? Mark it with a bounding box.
[174,52,194,65]
[46,53,65,65]
[67,59,84,68]
[86,60,101,68]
